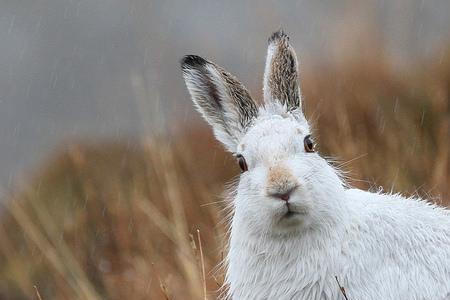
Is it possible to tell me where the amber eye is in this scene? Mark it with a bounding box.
[304,135,315,152]
[236,154,248,172]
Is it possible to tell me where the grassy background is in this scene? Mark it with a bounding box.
[0,52,449,299]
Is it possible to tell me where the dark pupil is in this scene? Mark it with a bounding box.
[305,136,314,152]
[237,155,248,172]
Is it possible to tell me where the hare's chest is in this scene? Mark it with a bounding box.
[226,244,342,300]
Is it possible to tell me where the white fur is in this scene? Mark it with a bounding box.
[181,35,450,300]
[262,42,276,104]
[224,103,450,299]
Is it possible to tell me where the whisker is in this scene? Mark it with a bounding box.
[337,153,368,167]
[200,200,229,207]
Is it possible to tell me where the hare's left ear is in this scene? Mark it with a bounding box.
[263,30,303,113]
[181,55,258,152]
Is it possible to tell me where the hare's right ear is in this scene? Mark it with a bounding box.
[263,30,303,114]
[181,55,258,152]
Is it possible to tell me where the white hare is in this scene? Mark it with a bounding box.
[181,30,450,300]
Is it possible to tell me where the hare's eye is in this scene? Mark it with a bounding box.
[236,154,248,173]
[304,135,315,153]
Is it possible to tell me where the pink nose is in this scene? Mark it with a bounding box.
[266,165,298,202]
[279,193,290,201]
[272,187,296,202]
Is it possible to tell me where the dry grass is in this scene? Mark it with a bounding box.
[0,52,449,299]
[0,134,233,299]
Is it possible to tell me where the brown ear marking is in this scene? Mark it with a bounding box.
[181,55,258,127]
[265,29,301,111]
[181,55,208,69]
[181,54,258,151]
[268,29,289,44]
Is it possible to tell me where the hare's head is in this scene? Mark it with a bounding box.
[181,31,344,235]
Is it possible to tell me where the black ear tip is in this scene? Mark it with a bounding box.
[268,29,289,44]
[181,55,207,70]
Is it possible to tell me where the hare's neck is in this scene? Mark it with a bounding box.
[226,207,349,299]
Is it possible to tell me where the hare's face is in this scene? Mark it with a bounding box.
[182,30,344,234]
[234,106,343,234]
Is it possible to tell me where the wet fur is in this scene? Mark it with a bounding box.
[181,30,450,300]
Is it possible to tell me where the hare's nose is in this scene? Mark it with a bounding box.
[279,192,290,201]
[271,187,297,202]
[266,164,299,201]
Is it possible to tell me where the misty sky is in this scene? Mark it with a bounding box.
[1,0,450,193]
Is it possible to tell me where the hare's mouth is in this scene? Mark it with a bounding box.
[276,204,308,228]
[283,203,307,218]
[278,209,306,227]
[284,211,297,218]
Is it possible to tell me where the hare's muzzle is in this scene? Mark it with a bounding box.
[266,165,299,201]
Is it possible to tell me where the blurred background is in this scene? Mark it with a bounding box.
[0,0,449,299]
